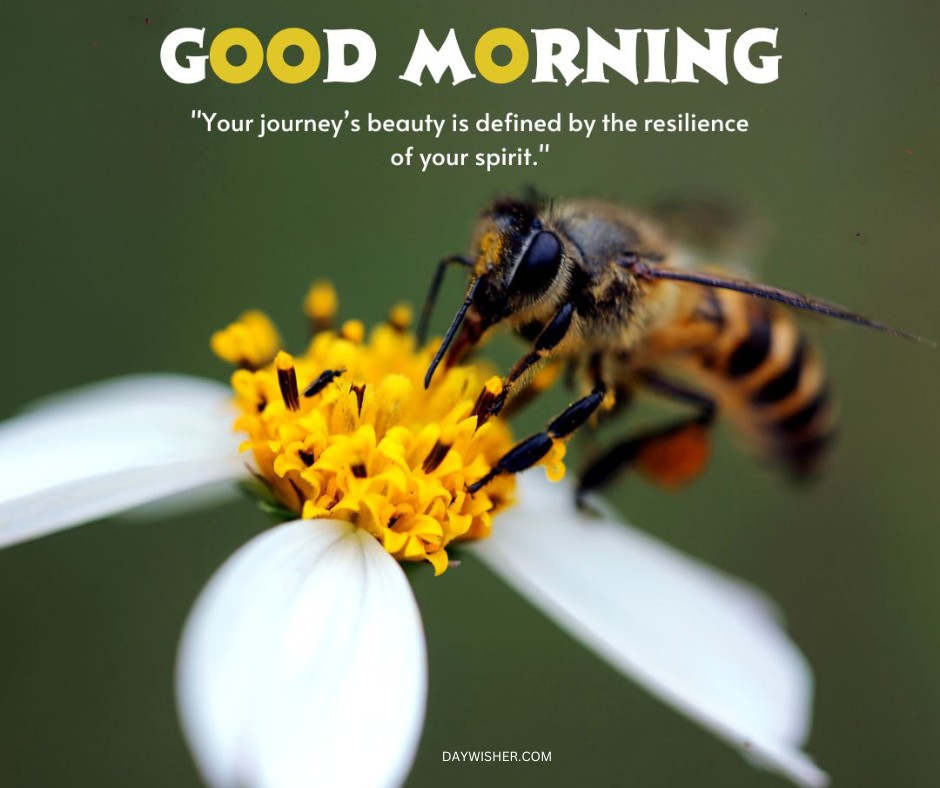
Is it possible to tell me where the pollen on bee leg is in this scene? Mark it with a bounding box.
[637,423,710,489]
[275,351,300,411]
[304,280,338,333]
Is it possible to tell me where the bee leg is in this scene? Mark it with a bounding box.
[416,255,474,345]
[478,302,576,420]
[499,360,563,419]
[576,416,713,500]
[638,370,716,416]
[467,387,605,494]
[577,375,716,500]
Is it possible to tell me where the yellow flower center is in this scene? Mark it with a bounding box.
[212,283,565,575]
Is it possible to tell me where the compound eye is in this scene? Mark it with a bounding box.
[510,231,562,296]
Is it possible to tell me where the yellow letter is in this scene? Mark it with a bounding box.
[267,28,321,84]
[209,28,264,84]
[474,28,528,84]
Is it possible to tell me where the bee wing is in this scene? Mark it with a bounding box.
[650,198,768,274]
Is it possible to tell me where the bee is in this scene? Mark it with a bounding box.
[417,195,931,498]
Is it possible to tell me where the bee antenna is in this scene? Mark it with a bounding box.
[424,277,481,389]
[629,261,935,347]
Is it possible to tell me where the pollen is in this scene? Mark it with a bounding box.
[304,280,338,332]
[387,303,413,332]
[476,230,503,274]
[215,288,541,575]
[211,311,281,370]
[339,320,366,344]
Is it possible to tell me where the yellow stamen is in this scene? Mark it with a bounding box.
[274,351,300,412]
[211,311,280,370]
[340,320,365,344]
[387,303,413,332]
[422,424,456,474]
[304,280,338,331]
[214,290,565,575]
[471,376,505,425]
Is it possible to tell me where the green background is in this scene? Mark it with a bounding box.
[2,1,937,786]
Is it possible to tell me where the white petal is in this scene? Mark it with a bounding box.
[474,473,828,788]
[177,519,428,788]
[0,375,246,547]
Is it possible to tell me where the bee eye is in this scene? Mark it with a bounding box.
[510,231,562,296]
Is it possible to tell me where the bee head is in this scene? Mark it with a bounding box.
[423,195,569,388]
[471,196,566,322]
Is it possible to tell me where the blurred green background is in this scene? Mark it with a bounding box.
[2,1,937,786]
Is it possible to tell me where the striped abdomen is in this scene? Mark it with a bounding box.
[690,289,837,477]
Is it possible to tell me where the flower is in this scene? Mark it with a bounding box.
[0,287,829,788]
[209,293,533,576]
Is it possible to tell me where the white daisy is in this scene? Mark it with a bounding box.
[0,290,828,788]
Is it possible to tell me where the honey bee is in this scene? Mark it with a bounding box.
[418,195,931,498]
